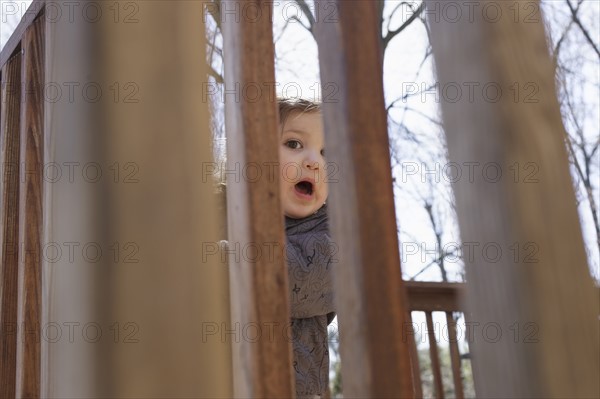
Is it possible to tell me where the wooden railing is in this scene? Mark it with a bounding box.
[1,4,468,397]
[405,281,469,399]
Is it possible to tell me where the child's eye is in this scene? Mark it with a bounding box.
[320,149,325,157]
[285,140,302,150]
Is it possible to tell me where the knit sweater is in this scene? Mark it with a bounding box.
[285,204,336,397]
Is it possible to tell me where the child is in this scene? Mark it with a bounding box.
[278,98,336,398]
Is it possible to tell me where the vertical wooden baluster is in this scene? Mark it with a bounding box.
[314,1,415,396]
[426,311,444,399]
[446,312,464,399]
[0,51,22,399]
[408,312,424,399]
[16,12,44,398]
[462,311,478,396]
[222,1,294,397]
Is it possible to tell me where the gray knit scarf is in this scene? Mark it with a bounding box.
[284,204,336,397]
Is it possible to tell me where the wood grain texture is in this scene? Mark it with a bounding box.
[222,1,294,397]
[426,0,600,397]
[16,14,44,398]
[0,52,22,399]
[314,1,414,397]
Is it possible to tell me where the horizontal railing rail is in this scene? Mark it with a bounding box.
[0,0,45,69]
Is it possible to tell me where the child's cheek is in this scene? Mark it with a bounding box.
[322,172,329,193]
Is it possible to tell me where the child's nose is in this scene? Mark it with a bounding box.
[306,160,319,170]
[305,153,321,170]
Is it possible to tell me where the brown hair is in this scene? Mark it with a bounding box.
[278,98,321,128]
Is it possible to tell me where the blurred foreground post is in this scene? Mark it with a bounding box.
[314,1,416,397]
[43,0,233,396]
[426,1,600,397]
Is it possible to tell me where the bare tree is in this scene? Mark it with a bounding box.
[545,0,600,275]
[290,0,425,60]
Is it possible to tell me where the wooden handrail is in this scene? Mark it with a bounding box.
[404,281,466,312]
[0,0,45,68]
[405,280,600,313]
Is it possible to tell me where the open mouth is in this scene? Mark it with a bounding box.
[294,180,314,197]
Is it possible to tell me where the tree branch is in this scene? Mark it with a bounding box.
[566,0,600,59]
[382,1,425,51]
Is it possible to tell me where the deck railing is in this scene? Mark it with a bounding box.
[2,5,469,396]
[405,281,469,399]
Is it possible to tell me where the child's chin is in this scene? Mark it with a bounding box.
[284,206,315,219]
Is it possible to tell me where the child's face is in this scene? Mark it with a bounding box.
[279,111,328,219]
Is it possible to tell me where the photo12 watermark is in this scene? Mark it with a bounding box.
[401,240,540,264]
[201,161,339,185]
[202,237,338,265]
[1,1,140,25]
[201,320,338,344]
[403,320,540,344]
[0,81,140,105]
[1,321,140,344]
[399,161,539,184]
[3,241,140,264]
[423,1,541,24]
[202,81,339,103]
[204,1,339,25]
[1,161,140,184]
[400,81,540,104]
